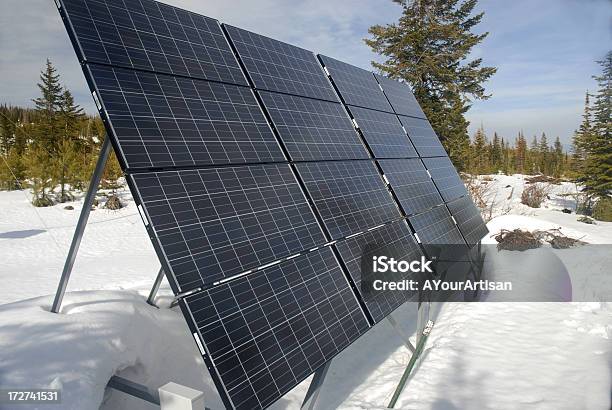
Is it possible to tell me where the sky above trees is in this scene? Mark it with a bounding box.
[0,0,609,146]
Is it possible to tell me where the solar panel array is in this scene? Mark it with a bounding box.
[58,0,487,408]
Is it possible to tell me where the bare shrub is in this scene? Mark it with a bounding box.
[463,174,497,222]
[521,183,551,208]
[104,194,123,210]
[525,175,561,185]
[494,229,541,251]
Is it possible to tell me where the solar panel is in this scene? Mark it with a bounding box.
[408,205,465,246]
[374,74,426,119]
[130,164,327,291]
[319,55,393,112]
[446,196,489,247]
[224,25,338,102]
[258,91,369,161]
[182,247,369,410]
[398,116,447,157]
[59,0,247,85]
[334,220,423,323]
[379,159,444,216]
[88,64,285,170]
[422,157,469,202]
[349,106,418,158]
[295,161,401,239]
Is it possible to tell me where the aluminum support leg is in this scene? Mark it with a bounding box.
[301,361,331,410]
[51,136,112,313]
[147,268,165,307]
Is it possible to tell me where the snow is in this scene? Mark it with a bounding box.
[0,175,610,410]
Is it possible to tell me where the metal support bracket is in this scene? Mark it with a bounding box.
[387,315,416,354]
[51,136,112,313]
[301,361,331,410]
[108,376,160,405]
[147,268,165,307]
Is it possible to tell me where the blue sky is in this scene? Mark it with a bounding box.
[0,0,609,148]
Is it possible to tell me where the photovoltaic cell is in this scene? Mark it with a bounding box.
[398,116,447,157]
[88,64,284,170]
[183,247,369,410]
[130,164,326,291]
[447,196,489,246]
[422,157,469,202]
[408,205,465,246]
[224,25,338,102]
[296,161,401,239]
[59,0,247,85]
[379,159,444,216]
[319,55,393,112]
[349,106,417,159]
[258,91,369,161]
[375,74,426,119]
[334,220,423,323]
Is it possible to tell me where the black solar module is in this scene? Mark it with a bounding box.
[408,205,465,246]
[182,247,370,410]
[374,74,426,119]
[258,91,369,161]
[447,196,489,247]
[398,116,447,157]
[348,106,418,158]
[130,164,327,291]
[334,220,423,323]
[60,0,247,85]
[379,159,444,216]
[88,64,285,170]
[422,157,469,202]
[319,55,393,112]
[296,161,401,239]
[224,25,338,102]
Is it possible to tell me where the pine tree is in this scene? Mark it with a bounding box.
[491,132,502,172]
[56,89,84,201]
[552,137,564,177]
[538,133,549,175]
[365,0,496,170]
[32,59,62,150]
[515,132,527,174]
[571,92,593,179]
[586,51,612,196]
[471,125,488,174]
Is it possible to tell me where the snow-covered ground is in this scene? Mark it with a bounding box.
[0,175,610,410]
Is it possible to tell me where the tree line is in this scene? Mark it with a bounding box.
[0,60,122,206]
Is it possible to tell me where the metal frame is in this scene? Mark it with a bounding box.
[301,361,332,410]
[51,136,165,313]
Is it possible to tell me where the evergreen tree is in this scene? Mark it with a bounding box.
[515,132,527,174]
[56,89,84,201]
[585,51,612,196]
[491,132,502,172]
[32,59,62,150]
[365,0,496,170]
[471,125,488,174]
[552,137,564,178]
[538,133,549,175]
[571,92,593,179]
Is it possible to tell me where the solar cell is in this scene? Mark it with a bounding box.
[88,64,285,170]
[258,91,369,161]
[408,205,465,246]
[349,106,417,158]
[130,164,327,291]
[319,55,393,112]
[374,74,426,119]
[446,196,489,246]
[379,159,444,216]
[224,25,338,102]
[422,157,469,202]
[398,116,447,157]
[59,0,247,85]
[183,247,369,410]
[334,220,423,323]
[295,161,401,239]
